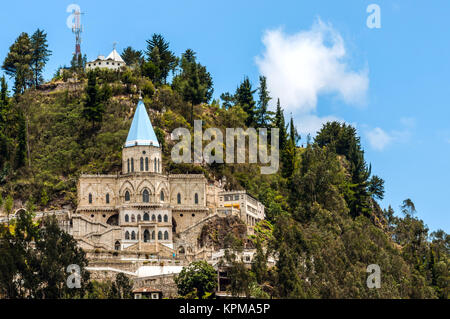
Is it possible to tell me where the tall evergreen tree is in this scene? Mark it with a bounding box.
[235,77,256,127]
[273,98,287,151]
[281,116,297,178]
[30,29,52,87]
[145,34,178,84]
[2,32,33,94]
[172,49,214,124]
[256,76,272,127]
[83,72,104,127]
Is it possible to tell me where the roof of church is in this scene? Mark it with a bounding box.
[106,48,124,63]
[125,100,160,148]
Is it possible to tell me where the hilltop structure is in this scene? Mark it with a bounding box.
[70,99,265,257]
[85,47,126,71]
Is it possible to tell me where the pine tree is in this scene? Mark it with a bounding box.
[145,34,178,84]
[2,32,33,94]
[172,49,214,124]
[0,76,8,125]
[256,76,272,127]
[121,46,143,67]
[273,99,287,151]
[235,77,256,127]
[83,72,104,127]
[30,29,52,87]
[281,116,297,178]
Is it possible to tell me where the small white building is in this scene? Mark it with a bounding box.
[218,190,265,227]
[86,48,126,71]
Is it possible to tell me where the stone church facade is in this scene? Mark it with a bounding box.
[71,100,265,255]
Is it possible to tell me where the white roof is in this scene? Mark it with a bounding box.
[106,49,124,63]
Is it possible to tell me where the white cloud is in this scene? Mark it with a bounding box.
[366,127,393,150]
[255,18,369,133]
[365,118,416,151]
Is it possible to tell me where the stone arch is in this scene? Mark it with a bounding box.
[170,185,184,204]
[125,231,130,240]
[114,241,121,251]
[142,189,150,203]
[131,231,136,240]
[136,179,155,196]
[163,214,168,223]
[143,229,150,242]
[158,231,162,240]
[143,212,149,221]
[178,246,185,254]
[164,231,169,240]
[157,214,162,223]
[119,181,134,202]
[107,213,119,226]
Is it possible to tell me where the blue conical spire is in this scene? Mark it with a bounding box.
[125,100,160,147]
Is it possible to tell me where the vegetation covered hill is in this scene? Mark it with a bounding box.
[0,31,448,299]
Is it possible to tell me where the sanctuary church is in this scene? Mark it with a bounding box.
[70,100,265,255]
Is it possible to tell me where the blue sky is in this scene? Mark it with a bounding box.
[0,1,448,232]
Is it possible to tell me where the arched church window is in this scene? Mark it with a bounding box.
[158,159,160,172]
[88,193,92,204]
[115,241,120,251]
[154,159,157,172]
[125,191,130,202]
[152,214,156,222]
[194,193,199,205]
[164,215,168,223]
[164,231,169,240]
[125,231,130,240]
[143,189,150,203]
[131,158,134,172]
[177,193,181,204]
[131,231,136,240]
[131,215,135,223]
[140,157,144,171]
[160,191,164,201]
[106,193,110,204]
[158,231,162,240]
[143,213,149,221]
[157,215,162,223]
[127,159,130,173]
[125,214,129,222]
[143,230,150,243]
[145,157,149,171]
[137,214,141,222]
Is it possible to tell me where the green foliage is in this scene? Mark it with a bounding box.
[175,260,217,299]
[145,34,178,85]
[2,32,33,94]
[121,46,144,67]
[235,77,257,127]
[30,29,52,86]
[0,208,90,298]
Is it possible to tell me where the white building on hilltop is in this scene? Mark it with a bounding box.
[86,47,126,71]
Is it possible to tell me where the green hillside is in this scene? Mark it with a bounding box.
[0,32,448,299]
